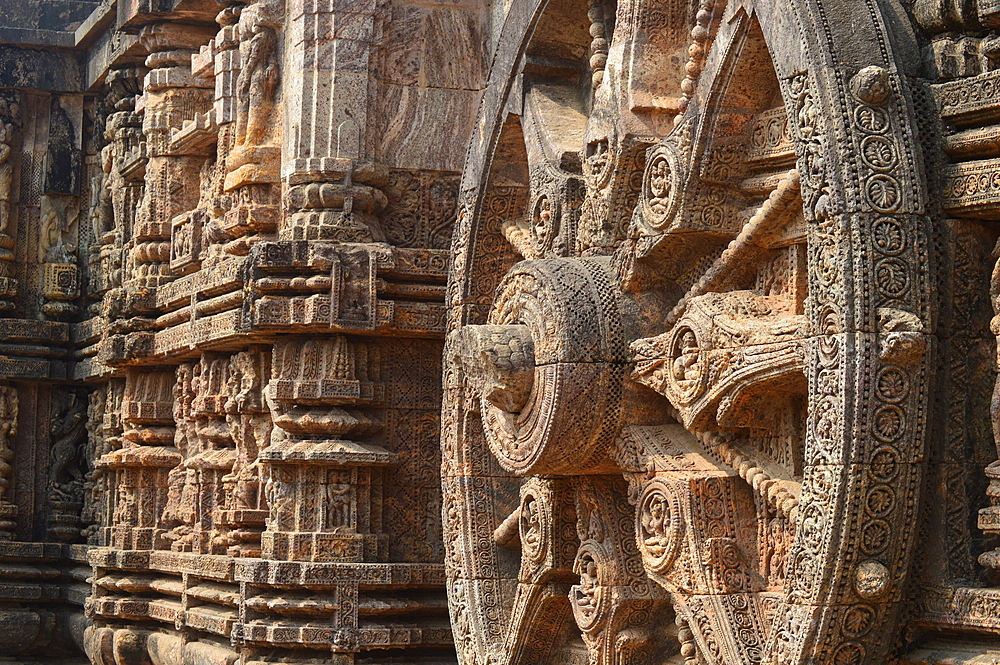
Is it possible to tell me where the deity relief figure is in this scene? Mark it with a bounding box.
[172,220,193,262]
[89,145,114,242]
[39,196,79,265]
[981,240,1000,568]
[217,349,272,556]
[236,0,281,149]
[531,195,554,253]
[162,364,197,549]
[225,348,267,414]
[47,391,88,541]
[226,0,284,191]
[671,329,702,395]
[113,485,137,525]
[48,392,87,502]
[324,470,352,530]
[520,497,542,556]
[0,386,17,538]
[80,388,107,541]
[264,466,296,532]
[571,550,601,626]
[0,98,18,312]
[0,121,14,237]
[991,240,1000,446]
[765,516,790,586]
[634,480,686,578]
[640,493,671,559]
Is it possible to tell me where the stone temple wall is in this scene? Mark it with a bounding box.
[0,0,484,662]
[6,1,1000,664]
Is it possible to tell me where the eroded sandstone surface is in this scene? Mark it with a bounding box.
[3,1,1000,664]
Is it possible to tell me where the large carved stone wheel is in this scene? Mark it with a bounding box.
[442,1,931,664]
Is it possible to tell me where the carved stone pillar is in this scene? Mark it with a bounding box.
[0,385,17,540]
[0,95,19,312]
[129,22,214,290]
[85,379,124,547]
[280,0,387,241]
[160,361,196,549]
[96,67,144,303]
[170,3,240,272]
[46,389,88,542]
[81,384,108,543]
[261,335,392,563]
[571,477,672,665]
[215,346,272,557]
[218,0,284,254]
[99,370,180,551]
[160,353,239,554]
[86,137,113,316]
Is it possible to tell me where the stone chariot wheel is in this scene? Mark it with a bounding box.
[442,1,932,664]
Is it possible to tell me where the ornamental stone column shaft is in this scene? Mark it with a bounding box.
[218,0,284,254]
[130,22,215,291]
[281,0,387,242]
